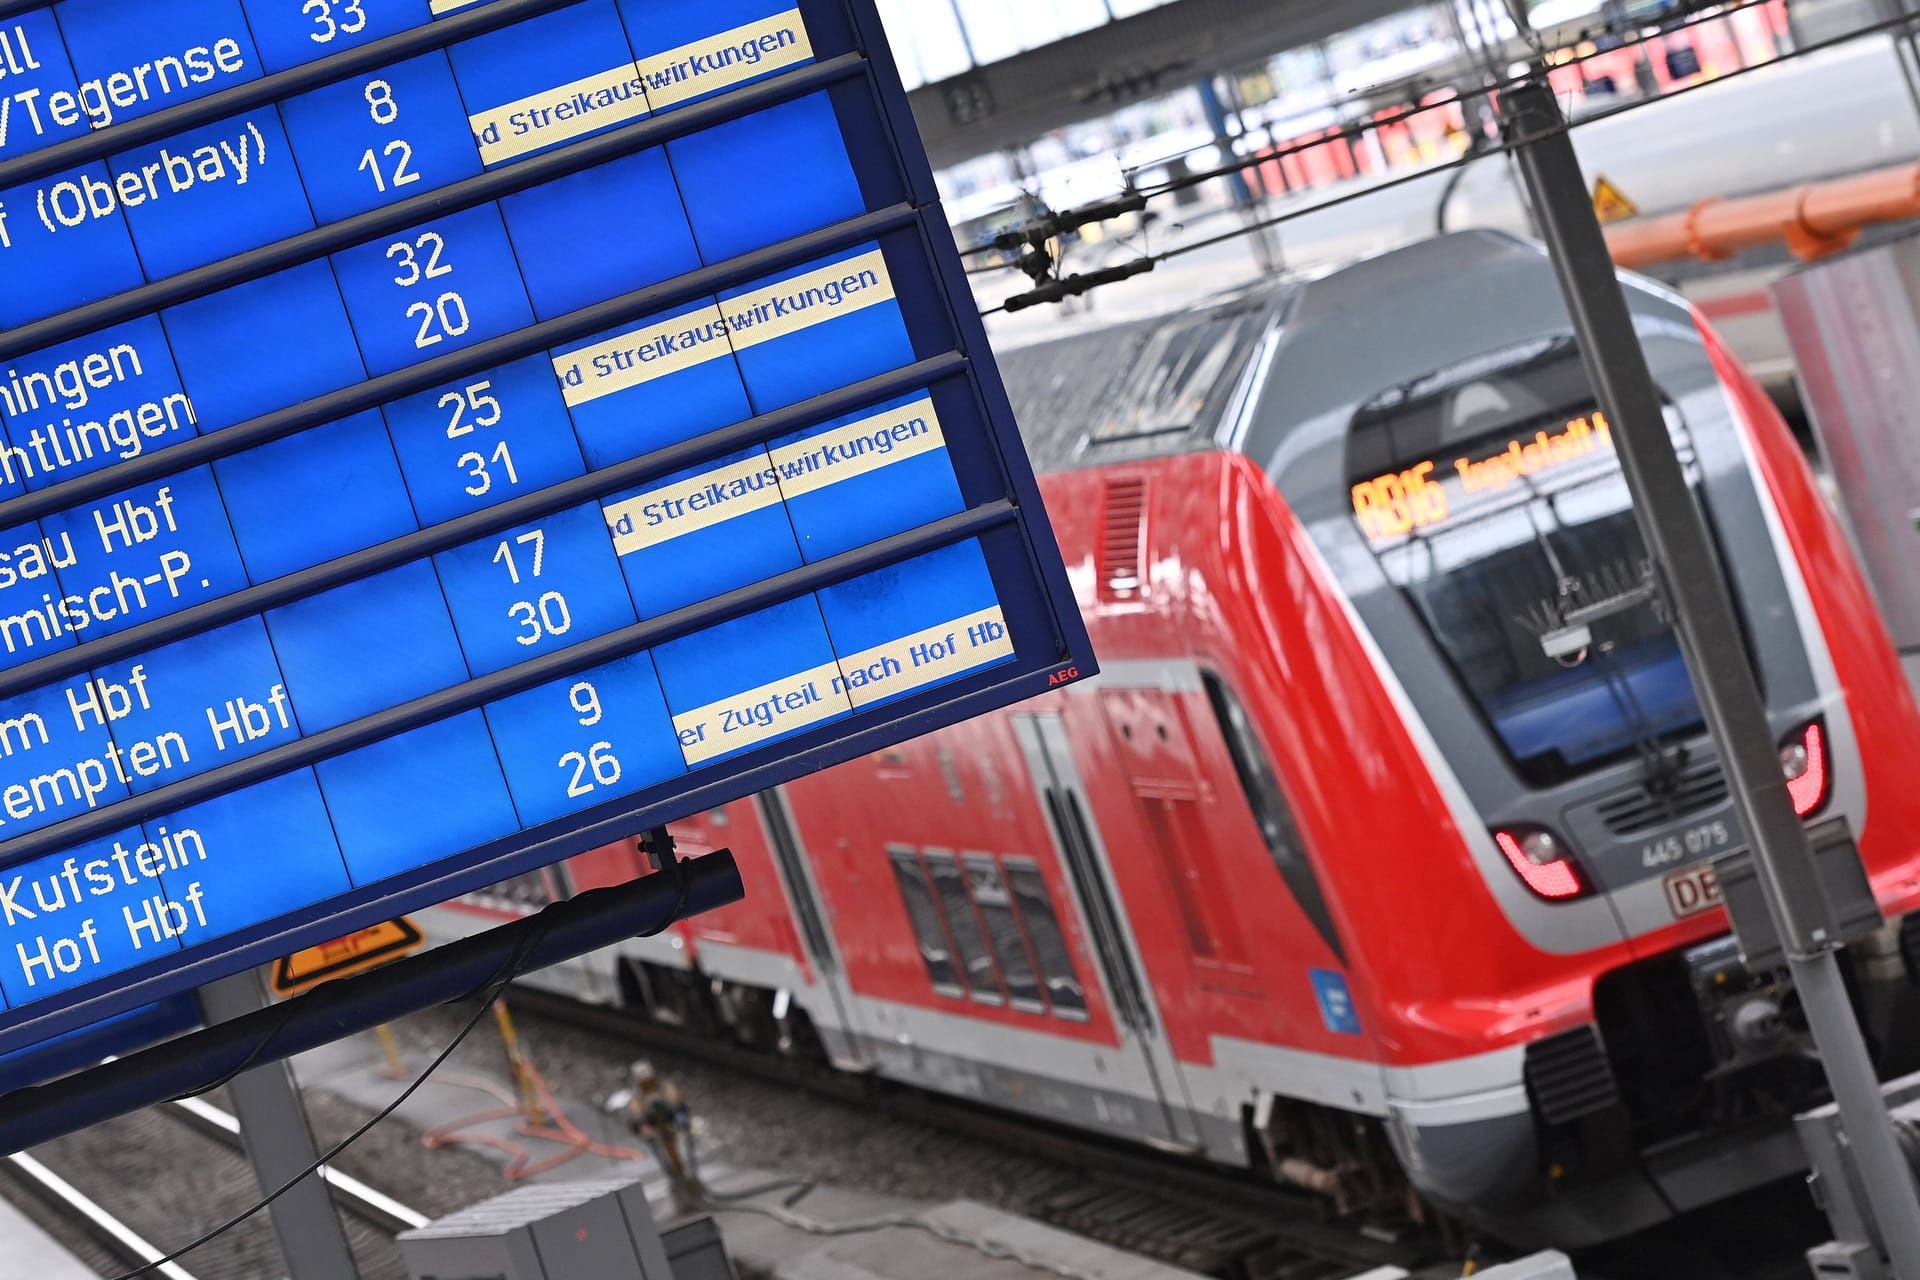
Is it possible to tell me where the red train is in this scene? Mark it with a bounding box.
[424,231,1920,1248]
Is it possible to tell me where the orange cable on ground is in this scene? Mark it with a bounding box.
[408,1025,652,1181]
[512,1061,654,1166]
[1606,160,1920,267]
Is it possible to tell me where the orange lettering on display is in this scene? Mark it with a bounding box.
[1454,412,1613,495]
[1352,413,1614,543]
[1351,460,1447,541]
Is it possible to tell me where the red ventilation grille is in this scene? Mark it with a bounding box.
[1098,478,1147,601]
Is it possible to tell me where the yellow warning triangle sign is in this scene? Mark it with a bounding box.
[1593,175,1640,224]
[272,917,424,997]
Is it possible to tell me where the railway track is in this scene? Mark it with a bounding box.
[504,986,1432,1280]
[3,1149,198,1280]
[1,1093,426,1280]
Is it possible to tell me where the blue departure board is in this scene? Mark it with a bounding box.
[0,0,1091,1071]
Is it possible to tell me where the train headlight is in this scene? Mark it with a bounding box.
[1493,826,1591,901]
[1780,721,1829,819]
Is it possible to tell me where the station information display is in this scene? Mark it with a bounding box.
[0,0,1091,1066]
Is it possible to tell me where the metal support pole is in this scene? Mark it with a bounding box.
[1883,0,1920,131]
[1503,77,1920,1280]
[1196,77,1278,275]
[199,971,361,1280]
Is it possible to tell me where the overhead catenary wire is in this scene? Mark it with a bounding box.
[979,4,1920,315]
[959,0,1786,264]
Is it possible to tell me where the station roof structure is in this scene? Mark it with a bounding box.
[893,0,1414,167]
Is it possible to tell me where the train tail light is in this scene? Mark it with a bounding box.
[1781,720,1830,818]
[1493,826,1591,902]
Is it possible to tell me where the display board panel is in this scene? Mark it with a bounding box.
[0,0,1090,1069]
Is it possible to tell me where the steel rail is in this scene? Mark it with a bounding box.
[165,1095,429,1235]
[3,1151,198,1280]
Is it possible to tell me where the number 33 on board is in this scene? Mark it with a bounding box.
[305,0,366,42]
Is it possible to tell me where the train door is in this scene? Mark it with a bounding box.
[753,787,869,1064]
[1013,712,1205,1151]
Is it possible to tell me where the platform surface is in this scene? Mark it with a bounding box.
[695,1179,1207,1280]
[0,1183,106,1280]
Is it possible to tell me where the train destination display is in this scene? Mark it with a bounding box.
[1349,409,1617,542]
[0,0,1091,1069]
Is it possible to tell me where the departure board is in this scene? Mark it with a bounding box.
[0,0,1091,1067]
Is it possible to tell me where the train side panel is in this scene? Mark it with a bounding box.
[1041,461,1401,1131]
[779,708,1202,1134]
[663,802,814,986]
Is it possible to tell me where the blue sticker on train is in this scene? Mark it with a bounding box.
[1310,969,1362,1036]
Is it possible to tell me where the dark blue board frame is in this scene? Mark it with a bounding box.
[0,0,1092,1075]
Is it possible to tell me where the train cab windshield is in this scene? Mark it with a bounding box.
[1343,337,1714,787]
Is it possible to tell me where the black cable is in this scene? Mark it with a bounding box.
[979,0,1904,277]
[106,916,556,1280]
[104,856,701,1280]
[1435,136,1487,235]
[1570,5,1920,127]
[682,1128,816,1205]
[1133,0,1787,204]
[164,997,309,1105]
[979,145,1491,316]
[114,1002,503,1276]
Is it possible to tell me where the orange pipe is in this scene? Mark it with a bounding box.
[1606,161,1920,268]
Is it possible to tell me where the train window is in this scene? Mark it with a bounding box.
[1344,336,1721,787]
[925,850,1005,1004]
[1089,306,1267,445]
[1203,672,1346,964]
[887,848,963,997]
[1004,860,1087,1019]
[964,854,1046,1012]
